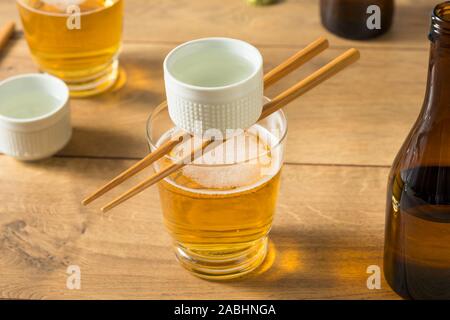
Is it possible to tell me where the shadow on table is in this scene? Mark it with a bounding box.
[60,55,166,159]
[89,55,163,106]
[0,40,16,64]
[59,125,147,160]
[220,227,348,293]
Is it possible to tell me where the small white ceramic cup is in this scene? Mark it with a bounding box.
[0,74,72,161]
[164,37,263,135]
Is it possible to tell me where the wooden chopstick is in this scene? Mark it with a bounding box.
[82,110,186,205]
[259,48,360,120]
[101,139,217,212]
[82,37,329,206]
[0,21,15,54]
[262,36,328,88]
[101,48,360,213]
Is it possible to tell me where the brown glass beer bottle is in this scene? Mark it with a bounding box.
[320,0,394,40]
[384,2,450,299]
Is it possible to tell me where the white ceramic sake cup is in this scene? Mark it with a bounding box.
[0,74,72,161]
[164,37,264,135]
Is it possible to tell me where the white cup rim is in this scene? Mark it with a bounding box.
[0,73,69,124]
[163,37,263,92]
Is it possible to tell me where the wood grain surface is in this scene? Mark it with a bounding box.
[0,0,436,299]
[0,41,428,166]
[0,157,397,299]
[0,0,435,48]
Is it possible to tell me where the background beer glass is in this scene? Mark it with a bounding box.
[16,0,124,97]
[147,103,287,280]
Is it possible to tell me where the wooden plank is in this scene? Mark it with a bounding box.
[0,156,398,299]
[1,0,435,49]
[0,39,428,166]
[123,0,434,49]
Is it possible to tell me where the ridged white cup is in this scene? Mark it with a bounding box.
[164,38,263,135]
[0,74,72,161]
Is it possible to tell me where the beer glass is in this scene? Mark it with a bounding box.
[147,102,287,280]
[16,0,124,97]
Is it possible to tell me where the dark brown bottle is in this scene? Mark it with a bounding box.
[320,0,394,40]
[384,2,450,300]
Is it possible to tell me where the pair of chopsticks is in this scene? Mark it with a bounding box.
[83,37,360,213]
[0,22,15,55]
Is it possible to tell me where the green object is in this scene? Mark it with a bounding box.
[247,0,277,5]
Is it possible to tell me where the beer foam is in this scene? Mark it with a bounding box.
[157,124,282,193]
[182,163,262,190]
[41,0,85,11]
[180,133,270,188]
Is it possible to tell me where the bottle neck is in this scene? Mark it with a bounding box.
[423,3,450,115]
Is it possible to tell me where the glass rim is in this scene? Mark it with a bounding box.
[145,100,288,168]
[16,0,122,17]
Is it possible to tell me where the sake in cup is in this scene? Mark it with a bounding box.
[0,74,72,161]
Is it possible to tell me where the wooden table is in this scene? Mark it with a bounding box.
[0,0,435,299]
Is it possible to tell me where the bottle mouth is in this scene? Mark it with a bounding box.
[430,2,450,38]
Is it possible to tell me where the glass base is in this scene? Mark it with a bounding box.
[63,59,120,98]
[174,237,269,280]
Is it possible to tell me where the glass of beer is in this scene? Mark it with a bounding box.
[147,102,287,280]
[16,0,124,97]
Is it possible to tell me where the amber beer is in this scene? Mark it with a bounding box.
[148,108,287,280]
[17,0,123,97]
